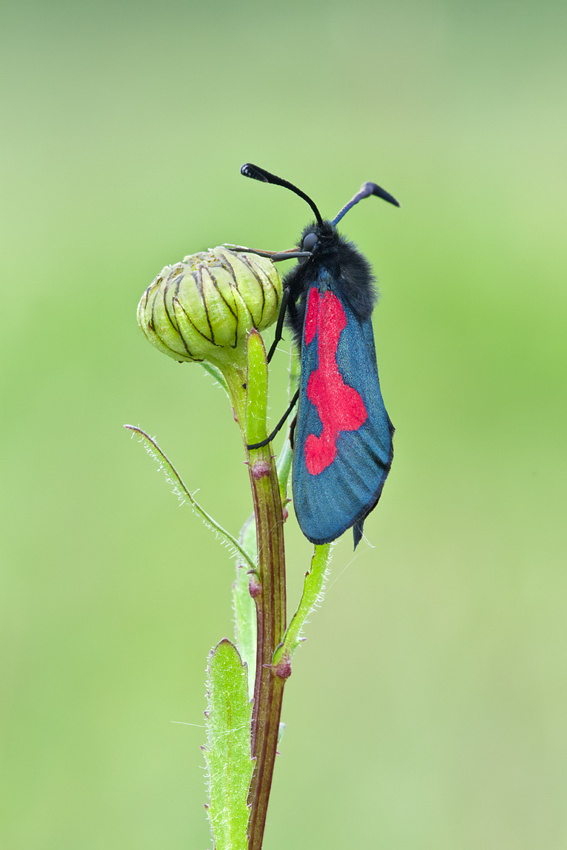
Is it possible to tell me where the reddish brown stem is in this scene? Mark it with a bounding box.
[246,444,287,850]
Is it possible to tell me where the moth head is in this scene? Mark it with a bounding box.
[301,232,318,252]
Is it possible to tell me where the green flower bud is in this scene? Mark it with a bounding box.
[138,247,281,369]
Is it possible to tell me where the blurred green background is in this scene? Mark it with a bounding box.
[2,0,566,847]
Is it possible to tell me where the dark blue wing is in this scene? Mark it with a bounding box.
[292,278,394,546]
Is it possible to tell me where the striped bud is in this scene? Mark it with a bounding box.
[138,247,281,368]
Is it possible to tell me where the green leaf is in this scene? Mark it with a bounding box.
[275,435,293,504]
[245,330,268,447]
[204,640,254,850]
[276,347,300,501]
[273,543,333,670]
[233,514,257,697]
[125,426,254,573]
[200,361,230,395]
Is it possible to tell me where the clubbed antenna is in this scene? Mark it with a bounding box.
[332,182,400,226]
[241,163,323,225]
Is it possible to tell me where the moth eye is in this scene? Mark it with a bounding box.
[302,232,318,252]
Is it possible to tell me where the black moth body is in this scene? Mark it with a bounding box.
[283,221,377,348]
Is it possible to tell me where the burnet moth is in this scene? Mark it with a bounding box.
[232,163,399,549]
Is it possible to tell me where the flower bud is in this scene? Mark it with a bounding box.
[138,247,281,368]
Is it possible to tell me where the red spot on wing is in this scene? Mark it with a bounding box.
[304,287,319,346]
[304,290,367,475]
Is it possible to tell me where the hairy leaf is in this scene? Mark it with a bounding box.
[204,640,254,850]
[233,515,257,697]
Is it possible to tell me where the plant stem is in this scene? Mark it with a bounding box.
[223,334,288,850]
[246,443,287,850]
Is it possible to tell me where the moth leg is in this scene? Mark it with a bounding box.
[247,388,299,450]
[267,285,291,363]
[288,413,298,450]
[223,244,311,261]
[271,251,311,261]
[223,243,277,258]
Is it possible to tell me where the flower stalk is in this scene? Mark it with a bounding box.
[243,330,288,850]
[219,331,289,850]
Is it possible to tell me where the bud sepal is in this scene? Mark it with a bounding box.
[137,247,282,373]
